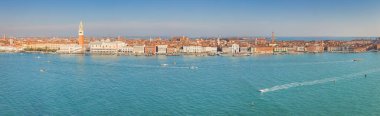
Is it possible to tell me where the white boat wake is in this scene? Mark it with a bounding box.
[259,68,380,93]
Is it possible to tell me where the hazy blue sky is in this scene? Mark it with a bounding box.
[0,0,379,37]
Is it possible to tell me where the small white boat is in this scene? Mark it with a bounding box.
[258,89,265,93]
[189,66,198,69]
[40,69,46,72]
[160,64,169,67]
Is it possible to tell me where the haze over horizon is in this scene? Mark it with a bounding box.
[0,0,379,37]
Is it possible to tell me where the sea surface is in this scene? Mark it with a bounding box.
[1,53,380,115]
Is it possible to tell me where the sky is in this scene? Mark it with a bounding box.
[0,0,379,37]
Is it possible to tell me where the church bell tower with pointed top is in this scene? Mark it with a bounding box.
[78,21,84,48]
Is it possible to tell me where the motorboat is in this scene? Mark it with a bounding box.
[189,66,198,69]
[160,64,169,67]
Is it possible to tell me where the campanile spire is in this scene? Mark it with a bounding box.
[79,21,84,35]
[78,21,84,48]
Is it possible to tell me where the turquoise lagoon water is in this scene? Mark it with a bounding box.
[1,53,380,115]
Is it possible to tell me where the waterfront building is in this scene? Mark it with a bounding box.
[133,45,145,54]
[167,47,179,55]
[274,47,288,53]
[287,47,297,53]
[296,46,306,52]
[239,46,250,54]
[120,46,134,53]
[252,46,274,54]
[306,45,324,53]
[182,46,203,53]
[327,46,346,52]
[156,45,168,54]
[89,40,126,54]
[353,47,367,53]
[25,43,62,50]
[341,46,353,52]
[203,46,218,54]
[326,45,369,53]
[231,44,240,54]
[144,46,156,55]
[250,47,256,53]
[0,46,20,52]
[222,47,232,54]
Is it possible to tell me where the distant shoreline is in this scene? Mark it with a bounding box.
[1,51,377,57]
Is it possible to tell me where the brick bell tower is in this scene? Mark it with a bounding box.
[78,21,84,49]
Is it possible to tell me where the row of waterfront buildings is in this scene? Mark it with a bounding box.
[1,21,379,55]
[1,36,379,55]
